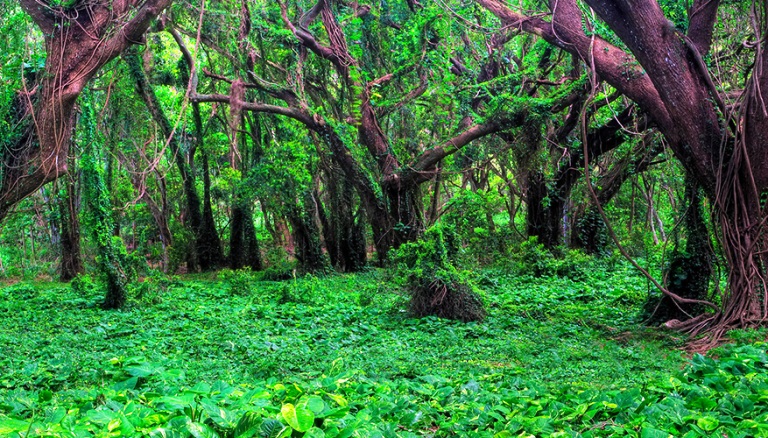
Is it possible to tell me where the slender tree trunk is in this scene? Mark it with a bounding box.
[58,173,84,281]
[198,149,225,270]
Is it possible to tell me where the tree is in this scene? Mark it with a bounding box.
[476,0,764,340]
[170,0,584,261]
[1,0,172,220]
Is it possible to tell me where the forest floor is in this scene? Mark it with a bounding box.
[1,261,767,437]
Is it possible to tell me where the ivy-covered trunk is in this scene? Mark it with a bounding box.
[526,171,566,249]
[646,176,713,322]
[385,184,425,249]
[79,100,130,310]
[198,149,225,271]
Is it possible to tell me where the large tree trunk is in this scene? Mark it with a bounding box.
[646,175,713,323]
[287,194,326,273]
[385,184,425,247]
[1,0,172,221]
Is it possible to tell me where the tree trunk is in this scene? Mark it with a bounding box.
[229,203,262,271]
[82,143,129,309]
[287,194,326,273]
[125,47,213,271]
[477,0,768,338]
[0,0,172,221]
[58,173,84,282]
[571,138,664,254]
[318,172,367,272]
[646,175,713,323]
[385,183,425,248]
[526,171,565,249]
[198,148,225,270]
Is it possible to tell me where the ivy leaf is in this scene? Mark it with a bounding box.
[234,412,261,438]
[0,417,30,434]
[281,403,315,432]
[259,418,285,438]
[696,416,720,431]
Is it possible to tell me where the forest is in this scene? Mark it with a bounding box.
[2,0,768,435]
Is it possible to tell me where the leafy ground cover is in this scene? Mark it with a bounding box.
[0,262,767,437]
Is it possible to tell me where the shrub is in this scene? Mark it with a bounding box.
[394,226,485,322]
[132,271,175,305]
[70,274,96,297]
[514,237,589,281]
[441,189,514,263]
[257,247,295,281]
[219,268,254,296]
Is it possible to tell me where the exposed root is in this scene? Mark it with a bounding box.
[409,279,486,322]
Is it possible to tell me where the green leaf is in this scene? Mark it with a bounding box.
[202,400,237,429]
[304,396,326,415]
[696,416,719,431]
[641,427,671,438]
[281,403,315,432]
[326,393,348,407]
[126,363,161,378]
[150,428,187,438]
[305,427,326,438]
[188,421,219,438]
[0,417,30,434]
[235,412,261,438]
[259,418,285,438]
[113,377,139,391]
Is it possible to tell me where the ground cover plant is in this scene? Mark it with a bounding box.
[2,260,768,437]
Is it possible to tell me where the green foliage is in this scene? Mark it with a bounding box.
[514,237,591,281]
[168,225,195,275]
[218,268,254,296]
[441,189,513,263]
[257,247,295,282]
[132,271,175,306]
[3,265,768,437]
[70,274,96,298]
[79,95,133,308]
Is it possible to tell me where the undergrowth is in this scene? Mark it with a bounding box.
[0,260,766,436]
